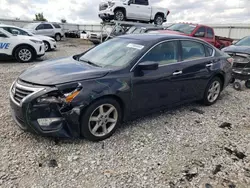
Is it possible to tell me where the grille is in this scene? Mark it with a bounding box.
[13,85,34,104]
[99,3,108,11]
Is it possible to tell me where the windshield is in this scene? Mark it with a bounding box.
[235,36,250,46]
[167,23,197,34]
[79,38,145,68]
[23,23,37,29]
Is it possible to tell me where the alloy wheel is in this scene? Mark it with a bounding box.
[115,11,124,21]
[88,104,118,137]
[207,80,221,103]
[18,49,32,62]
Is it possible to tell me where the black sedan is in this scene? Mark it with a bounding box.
[10,34,233,141]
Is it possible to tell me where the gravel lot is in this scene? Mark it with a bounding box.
[1,38,250,188]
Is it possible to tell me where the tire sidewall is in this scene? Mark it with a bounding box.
[203,77,222,106]
[154,15,164,25]
[14,46,34,63]
[114,10,125,21]
[80,98,122,141]
[55,34,61,41]
[44,41,50,52]
[245,80,250,89]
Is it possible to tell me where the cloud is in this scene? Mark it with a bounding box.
[0,0,249,24]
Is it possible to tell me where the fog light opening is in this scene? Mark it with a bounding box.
[37,117,63,126]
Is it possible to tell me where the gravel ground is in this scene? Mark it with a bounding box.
[1,38,250,188]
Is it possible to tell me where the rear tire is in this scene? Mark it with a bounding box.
[80,98,122,141]
[203,77,222,106]
[55,33,61,41]
[14,46,35,63]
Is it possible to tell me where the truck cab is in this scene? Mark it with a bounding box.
[154,23,233,49]
[99,0,170,25]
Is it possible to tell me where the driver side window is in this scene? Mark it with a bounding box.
[140,41,179,66]
[194,27,205,37]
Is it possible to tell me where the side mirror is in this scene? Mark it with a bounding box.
[128,0,131,5]
[138,61,159,70]
[194,32,205,37]
[232,40,237,45]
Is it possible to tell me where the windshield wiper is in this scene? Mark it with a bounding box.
[79,58,101,67]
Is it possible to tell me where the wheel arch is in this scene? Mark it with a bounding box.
[12,44,37,57]
[81,94,126,121]
[214,72,225,89]
[155,12,165,19]
[114,7,126,16]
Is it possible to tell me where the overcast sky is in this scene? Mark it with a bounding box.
[0,0,249,24]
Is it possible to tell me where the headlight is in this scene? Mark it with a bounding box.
[108,1,115,7]
[30,39,43,44]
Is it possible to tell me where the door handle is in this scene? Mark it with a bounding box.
[173,70,182,75]
[206,63,213,67]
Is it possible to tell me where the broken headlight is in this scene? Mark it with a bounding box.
[37,83,83,104]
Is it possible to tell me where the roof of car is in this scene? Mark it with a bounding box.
[118,33,196,41]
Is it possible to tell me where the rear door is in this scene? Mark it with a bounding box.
[128,0,151,20]
[179,40,215,100]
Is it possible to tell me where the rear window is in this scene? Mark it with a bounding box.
[205,45,214,56]
[181,40,206,60]
[53,24,61,28]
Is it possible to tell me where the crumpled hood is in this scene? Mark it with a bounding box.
[222,45,250,54]
[19,56,110,85]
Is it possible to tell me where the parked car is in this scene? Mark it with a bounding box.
[9,34,232,141]
[152,23,233,49]
[88,25,125,45]
[80,31,88,39]
[0,24,56,52]
[126,24,165,34]
[221,36,250,89]
[23,22,64,41]
[65,30,80,38]
[99,0,170,25]
[0,28,45,62]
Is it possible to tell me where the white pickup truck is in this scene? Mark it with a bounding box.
[98,0,170,25]
[0,28,45,63]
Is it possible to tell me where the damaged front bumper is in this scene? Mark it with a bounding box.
[9,80,85,138]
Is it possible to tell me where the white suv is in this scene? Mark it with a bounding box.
[0,24,57,52]
[0,28,45,63]
[23,22,64,41]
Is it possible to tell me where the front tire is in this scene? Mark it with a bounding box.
[154,14,164,25]
[43,41,51,52]
[114,9,125,21]
[14,46,35,63]
[80,98,122,141]
[203,77,222,106]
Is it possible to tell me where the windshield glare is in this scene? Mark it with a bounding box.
[235,36,250,46]
[23,23,37,29]
[168,23,197,34]
[79,38,145,68]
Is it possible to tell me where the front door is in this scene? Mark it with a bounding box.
[127,0,151,20]
[131,40,183,113]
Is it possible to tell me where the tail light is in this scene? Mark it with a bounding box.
[227,57,234,67]
[167,10,170,16]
